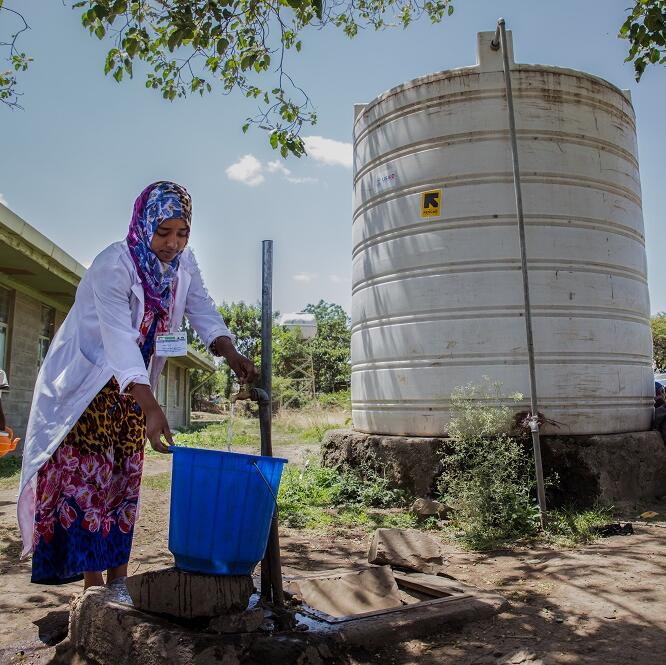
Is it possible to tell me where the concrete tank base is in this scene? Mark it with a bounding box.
[321,429,666,506]
[321,429,443,497]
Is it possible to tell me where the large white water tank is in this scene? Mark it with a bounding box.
[351,31,653,437]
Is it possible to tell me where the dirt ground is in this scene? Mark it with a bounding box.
[1,447,665,665]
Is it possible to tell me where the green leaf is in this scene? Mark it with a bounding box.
[168,29,183,52]
[242,122,250,133]
[448,5,454,16]
[217,38,229,55]
[270,132,279,149]
[113,68,123,82]
[126,39,138,57]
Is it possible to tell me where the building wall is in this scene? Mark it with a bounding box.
[165,361,188,430]
[2,288,65,442]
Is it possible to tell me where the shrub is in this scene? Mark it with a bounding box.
[316,390,351,411]
[437,381,541,549]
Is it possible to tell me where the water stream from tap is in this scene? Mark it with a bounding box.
[226,398,236,452]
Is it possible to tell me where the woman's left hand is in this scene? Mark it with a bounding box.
[227,351,259,385]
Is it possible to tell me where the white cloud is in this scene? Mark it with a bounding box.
[293,272,318,283]
[329,274,347,284]
[267,160,317,185]
[226,155,317,187]
[286,175,318,185]
[266,160,290,176]
[303,136,353,169]
[0,193,7,207]
[225,154,265,187]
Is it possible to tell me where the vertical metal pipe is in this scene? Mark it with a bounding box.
[258,240,285,606]
[260,240,273,458]
[495,19,548,527]
[259,240,273,600]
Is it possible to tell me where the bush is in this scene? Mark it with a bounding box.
[437,381,541,549]
[316,390,351,411]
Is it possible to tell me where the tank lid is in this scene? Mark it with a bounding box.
[477,30,514,72]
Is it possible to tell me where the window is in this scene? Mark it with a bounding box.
[158,372,167,406]
[38,305,55,367]
[174,367,182,407]
[0,287,10,371]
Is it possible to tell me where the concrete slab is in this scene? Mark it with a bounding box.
[59,581,508,664]
[392,571,467,596]
[285,566,402,617]
[368,528,443,574]
[125,567,254,619]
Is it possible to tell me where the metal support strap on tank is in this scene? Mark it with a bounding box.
[259,239,285,606]
[491,19,548,528]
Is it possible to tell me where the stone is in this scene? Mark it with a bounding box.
[125,567,254,619]
[285,566,402,617]
[367,528,443,574]
[410,497,451,519]
[321,429,442,497]
[206,607,264,634]
[541,431,666,507]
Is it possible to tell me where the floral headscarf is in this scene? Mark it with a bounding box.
[127,181,192,341]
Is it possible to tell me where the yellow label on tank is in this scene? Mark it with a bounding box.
[420,189,442,217]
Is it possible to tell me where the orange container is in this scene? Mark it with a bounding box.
[0,428,19,457]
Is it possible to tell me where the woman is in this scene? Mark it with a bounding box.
[18,181,257,587]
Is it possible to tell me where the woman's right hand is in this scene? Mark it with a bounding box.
[129,383,173,454]
[145,406,173,454]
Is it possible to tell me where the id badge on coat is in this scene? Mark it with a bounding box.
[155,332,188,357]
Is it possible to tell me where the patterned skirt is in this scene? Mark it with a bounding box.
[31,379,146,584]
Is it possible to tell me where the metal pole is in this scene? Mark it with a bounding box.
[259,240,285,606]
[260,240,273,458]
[492,19,548,528]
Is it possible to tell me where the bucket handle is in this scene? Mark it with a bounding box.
[252,461,279,508]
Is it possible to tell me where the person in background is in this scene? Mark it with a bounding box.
[18,181,257,589]
[0,369,8,433]
[655,381,665,409]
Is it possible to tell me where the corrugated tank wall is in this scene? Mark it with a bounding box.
[351,31,653,437]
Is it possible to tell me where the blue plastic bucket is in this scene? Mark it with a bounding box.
[168,447,287,575]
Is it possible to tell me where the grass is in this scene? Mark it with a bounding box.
[143,405,350,458]
[273,407,349,443]
[0,456,21,490]
[438,504,616,550]
[544,506,616,546]
[142,471,172,491]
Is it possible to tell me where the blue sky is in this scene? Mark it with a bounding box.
[1,1,665,315]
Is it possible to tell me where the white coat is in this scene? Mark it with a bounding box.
[17,241,233,556]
